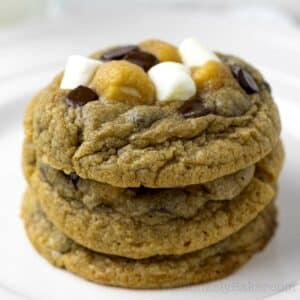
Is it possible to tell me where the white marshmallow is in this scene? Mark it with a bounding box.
[148,62,196,102]
[179,37,220,68]
[60,55,102,89]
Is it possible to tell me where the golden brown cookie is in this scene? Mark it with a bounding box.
[21,189,277,289]
[28,168,274,259]
[22,138,283,259]
[24,47,281,188]
[21,38,284,289]
[256,140,285,184]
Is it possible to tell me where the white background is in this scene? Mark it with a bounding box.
[1,0,300,26]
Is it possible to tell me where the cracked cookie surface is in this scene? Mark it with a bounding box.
[23,142,282,258]
[21,38,284,288]
[24,53,281,187]
[23,141,283,221]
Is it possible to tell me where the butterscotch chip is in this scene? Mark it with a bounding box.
[139,39,181,63]
[192,61,239,92]
[91,61,155,105]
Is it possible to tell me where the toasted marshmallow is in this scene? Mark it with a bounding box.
[179,38,220,68]
[148,62,196,102]
[60,55,102,89]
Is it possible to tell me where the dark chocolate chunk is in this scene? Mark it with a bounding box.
[69,172,80,188]
[66,86,98,107]
[230,64,241,78]
[178,99,211,118]
[101,45,139,61]
[100,45,159,71]
[124,49,159,71]
[231,64,260,94]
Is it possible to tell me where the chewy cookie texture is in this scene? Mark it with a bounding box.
[23,140,283,259]
[22,190,277,289]
[22,38,284,288]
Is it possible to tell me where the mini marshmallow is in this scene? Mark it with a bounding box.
[148,62,196,102]
[60,55,102,89]
[179,37,220,68]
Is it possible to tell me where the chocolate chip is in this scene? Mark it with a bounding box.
[231,65,260,94]
[124,49,159,71]
[66,86,98,107]
[178,99,211,118]
[69,172,80,188]
[101,45,139,61]
[230,65,240,77]
[100,45,159,71]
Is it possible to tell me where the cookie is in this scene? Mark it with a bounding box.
[21,38,284,288]
[23,138,258,203]
[22,139,36,180]
[28,167,275,259]
[256,140,285,184]
[22,140,284,207]
[21,189,277,289]
[24,42,281,188]
[22,138,282,258]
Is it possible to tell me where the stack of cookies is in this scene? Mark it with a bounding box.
[22,38,284,288]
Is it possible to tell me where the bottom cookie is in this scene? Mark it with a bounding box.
[21,189,277,289]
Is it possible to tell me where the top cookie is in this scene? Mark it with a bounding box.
[25,38,281,187]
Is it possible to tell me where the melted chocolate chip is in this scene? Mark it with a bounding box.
[66,86,98,107]
[100,45,159,71]
[101,45,139,61]
[124,49,159,71]
[231,65,260,94]
[69,172,80,188]
[178,99,211,119]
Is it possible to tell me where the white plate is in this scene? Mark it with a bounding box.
[0,10,300,300]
